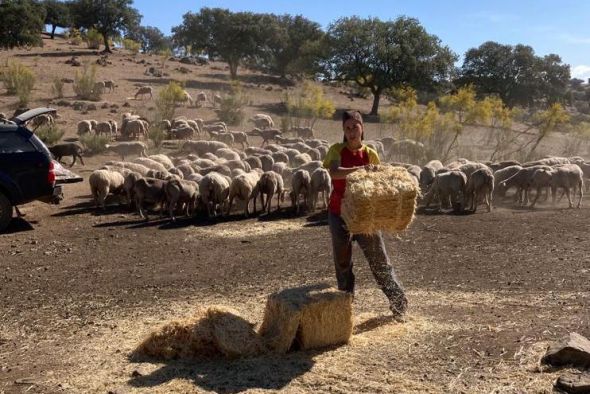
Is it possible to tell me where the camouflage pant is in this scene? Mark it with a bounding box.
[328,212,407,314]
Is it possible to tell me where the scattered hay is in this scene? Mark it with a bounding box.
[259,284,353,353]
[134,305,264,360]
[341,164,419,235]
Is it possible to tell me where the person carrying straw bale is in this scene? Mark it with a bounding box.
[323,110,408,318]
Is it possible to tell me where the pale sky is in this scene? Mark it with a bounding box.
[134,0,590,81]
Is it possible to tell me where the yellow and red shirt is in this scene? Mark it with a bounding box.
[322,143,380,215]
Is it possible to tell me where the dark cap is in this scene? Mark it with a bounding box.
[342,110,363,126]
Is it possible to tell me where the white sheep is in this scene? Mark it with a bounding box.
[244,156,262,170]
[215,148,241,161]
[103,161,151,176]
[104,80,116,92]
[423,170,467,212]
[148,154,174,170]
[499,165,552,205]
[123,171,143,208]
[292,153,312,168]
[229,131,249,148]
[271,151,289,164]
[254,171,285,215]
[550,164,584,208]
[105,142,148,161]
[182,140,229,156]
[258,154,275,172]
[248,128,282,147]
[290,169,311,214]
[165,179,199,221]
[134,86,153,100]
[94,121,114,138]
[465,168,494,212]
[132,157,169,173]
[77,120,94,135]
[309,167,331,211]
[199,172,231,217]
[226,170,262,217]
[244,146,272,156]
[133,177,166,220]
[89,169,125,209]
[290,126,314,139]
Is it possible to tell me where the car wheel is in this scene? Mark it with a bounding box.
[0,192,13,233]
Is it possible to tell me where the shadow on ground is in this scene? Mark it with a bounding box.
[3,217,35,234]
[128,352,315,393]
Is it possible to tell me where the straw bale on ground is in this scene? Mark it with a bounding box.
[259,284,353,353]
[341,164,419,235]
[134,306,265,360]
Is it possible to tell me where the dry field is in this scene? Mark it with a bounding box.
[1,37,589,393]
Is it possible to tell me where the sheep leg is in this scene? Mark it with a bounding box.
[565,187,573,208]
[97,187,108,210]
[267,191,274,214]
[485,191,492,212]
[530,187,542,208]
[226,195,234,216]
[77,153,85,166]
[577,181,583,208]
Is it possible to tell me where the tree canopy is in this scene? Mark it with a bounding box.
[172,8,266,79]
[68,0,141,52]
[42,0,71,39]
[260,14,324,79]
[0,0,46,49]
[457,41,571,108]
[320,16,457,115]
[127,25,171,53]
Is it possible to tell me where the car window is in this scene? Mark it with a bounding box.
[0,132,37,153]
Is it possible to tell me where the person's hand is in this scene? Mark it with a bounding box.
[364,164,378,172]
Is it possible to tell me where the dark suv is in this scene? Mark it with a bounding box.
[0,107,82,232]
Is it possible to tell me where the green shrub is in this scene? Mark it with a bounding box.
[66,28,83,45]
[217,83,249,126]
[79,134,110,154]
[123,38,141,55]
[0,60,36,106]
[155,81,185,121]
[148,126,167,148]
[85,28,102,50]
[73,63,101,101]
[52,77,64,98]
[35,125,65,145]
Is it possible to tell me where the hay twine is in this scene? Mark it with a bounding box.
[341,164,419,235]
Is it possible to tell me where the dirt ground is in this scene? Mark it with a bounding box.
[1,37,590,393]
[1,168,589,393]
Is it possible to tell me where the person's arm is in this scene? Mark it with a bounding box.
[328,161,376,180]
[329,164,363,180]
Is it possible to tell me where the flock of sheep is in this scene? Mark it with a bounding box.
[78,113,590,224]
[17,105,579,223]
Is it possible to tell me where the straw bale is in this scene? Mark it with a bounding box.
[206,306,266,358]
[259,284,353,353]
[135,307,218,360]
[341,164,419,235]
[135,306,263,360]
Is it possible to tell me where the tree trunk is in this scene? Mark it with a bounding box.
[370,90,381,116]
[102,33,111,53]
[229,61,238,80]
[50,25,57,39]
